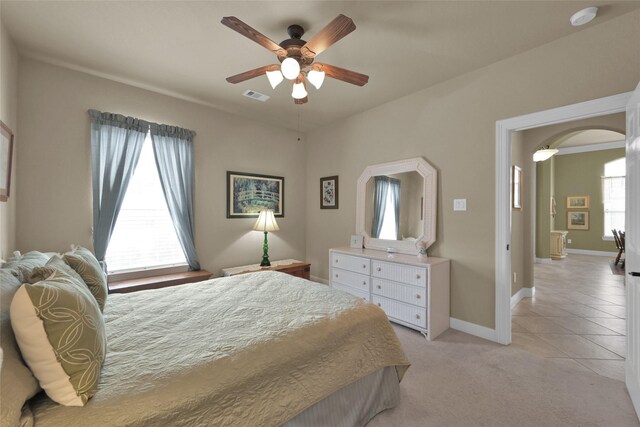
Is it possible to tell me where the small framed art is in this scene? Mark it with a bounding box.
[320,175,339,209]
[227,171,284,218]
[0,121,14,202]
[567,211,589,230]
[567,195,589,209]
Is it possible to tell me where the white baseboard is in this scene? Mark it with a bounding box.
[511,287,534,308]
[535,258,553,264]
[450,317,498,343]
[566,248,617,257]
[310,275,329,285]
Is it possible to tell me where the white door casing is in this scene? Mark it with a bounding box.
[625,82,640,418]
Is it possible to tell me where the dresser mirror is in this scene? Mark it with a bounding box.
[356,157,437,255]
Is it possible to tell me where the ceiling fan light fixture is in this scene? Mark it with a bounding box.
[292,81,308,99]
[265,70,284,89]
[281,58,301,80]
[533,146,559,162]
[307,70,325,89]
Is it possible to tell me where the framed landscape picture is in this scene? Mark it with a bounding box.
[567,195,589,209]
[320,175,339,209]
[227,171,284,218]
[0,120,14,202]
[567,211,589,230]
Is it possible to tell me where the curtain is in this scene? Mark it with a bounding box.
[89,110,148,264]
[389,177,401,239]
[371,176,389,238]
[150,123,201,271]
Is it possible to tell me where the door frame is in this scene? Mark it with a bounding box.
[495,91,632,345]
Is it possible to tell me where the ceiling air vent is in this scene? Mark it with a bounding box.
[242,90,270,102]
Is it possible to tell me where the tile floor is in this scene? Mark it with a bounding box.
[512,254,626,381]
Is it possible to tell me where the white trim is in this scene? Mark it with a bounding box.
[566,248,617,257]
[449,318,497,342]
[311,275,329,285]
[556,140,626,155]
[535,257,553,264]
[495,91,632,346]
[511,287,534,308]
[626,367,640,423]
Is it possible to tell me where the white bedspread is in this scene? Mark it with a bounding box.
[29,271,409,426]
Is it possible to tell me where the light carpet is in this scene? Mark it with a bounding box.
[369,326,639,426]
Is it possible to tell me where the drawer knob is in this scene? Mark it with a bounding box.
[377,285,381,289]
[335,274,338,278]
[416,294,421,299]
[335,259,339,263]
[363,281,367,285]
[416,274,421,279]
[377,267,382,272]
[377,303,381,307]
[416,314,421,320]
[363,264,367,268]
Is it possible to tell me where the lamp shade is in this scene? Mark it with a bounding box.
[292,81,308,99]
[266,70,284,89]
[307,70,325,89]
[533,147,559,162]
[253,210,280,232]
[281,58,300,80]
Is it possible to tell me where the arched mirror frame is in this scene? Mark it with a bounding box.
[356,157,437,255]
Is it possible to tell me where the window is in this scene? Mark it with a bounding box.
[378,190,398,240]
[105,134,187,273]
[603,157,625,239]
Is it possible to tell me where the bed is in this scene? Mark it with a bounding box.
[7,269,409,426]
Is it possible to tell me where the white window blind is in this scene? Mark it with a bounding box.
[105,134,187,273]
[603,157,625,238]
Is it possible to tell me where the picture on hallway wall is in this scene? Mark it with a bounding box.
[566,195,589,209]
[567,211,589,230]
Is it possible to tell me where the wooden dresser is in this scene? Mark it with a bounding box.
[221,259,310,280]
[329,247,450,340]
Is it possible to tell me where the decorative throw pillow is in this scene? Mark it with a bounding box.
[0,269,41,427]
[2,250,49,282]
[63,246,108,312]
[10,267,107,406]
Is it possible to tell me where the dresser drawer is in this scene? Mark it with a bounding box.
[371,260,427,287]
[372,295,426,329]
[331,268,370,292]
[331,252,370,275]
[332,282,369,302]
[372,278,427,308]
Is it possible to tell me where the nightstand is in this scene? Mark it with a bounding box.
[221,259,311,280]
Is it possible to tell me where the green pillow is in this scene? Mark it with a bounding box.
[10,267,107,406]
[2,250,49,282]
[63,246,108,312]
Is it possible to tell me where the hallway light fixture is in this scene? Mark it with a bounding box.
[533,145,559,162]
[570,7,598,27]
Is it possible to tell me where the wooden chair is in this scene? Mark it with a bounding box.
[612,229,625,267]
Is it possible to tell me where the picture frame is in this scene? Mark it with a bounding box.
[226,171,284,218]
[0,121,14,202]
[566,195,589,209]
[320,175,339,209]
[567,211,589,230]
[511,165,522,210]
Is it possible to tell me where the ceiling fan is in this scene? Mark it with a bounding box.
[221,14,369,105]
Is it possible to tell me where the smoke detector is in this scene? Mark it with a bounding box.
[570,7,598,26]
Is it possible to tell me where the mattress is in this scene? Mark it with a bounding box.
[29,271,409,426]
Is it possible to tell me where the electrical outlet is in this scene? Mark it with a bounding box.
[513,272,517,284]
[567,239,572,244]
[453,199,467,211]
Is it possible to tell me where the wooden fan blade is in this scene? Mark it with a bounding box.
[317,63,369,86]
[226,65,277,84]
[294,97,308,105]
[300,14,356,59]
[221,17,287,59]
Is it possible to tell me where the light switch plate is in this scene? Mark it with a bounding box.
[453,199,467,211]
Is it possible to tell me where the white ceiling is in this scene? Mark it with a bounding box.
[2,1,639,132]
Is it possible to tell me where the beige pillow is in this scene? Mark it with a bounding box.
[0,268,40,427]
[10,267,107,406]
[63,246,108,312]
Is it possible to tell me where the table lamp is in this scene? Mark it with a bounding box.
[253,210,279,267]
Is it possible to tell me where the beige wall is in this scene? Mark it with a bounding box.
[16,58,306,275]
[305,10,640,328]
[555,148,625,252]
[510,132,530,296]
[0,19,18,260]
